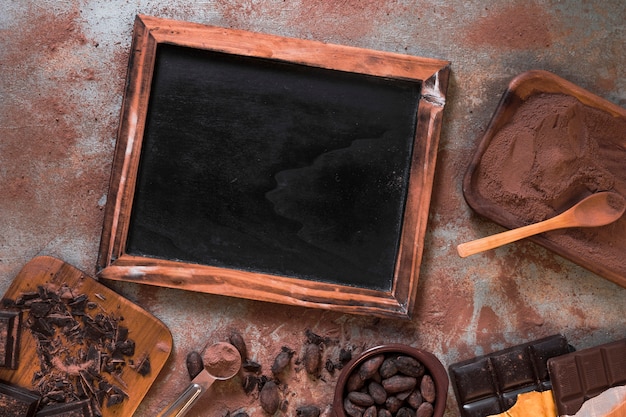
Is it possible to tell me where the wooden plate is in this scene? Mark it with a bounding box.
[0,256,172,416]
[463,70,626,288]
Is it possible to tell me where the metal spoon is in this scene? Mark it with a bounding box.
[457,191,626,258]
[158,342,242,417]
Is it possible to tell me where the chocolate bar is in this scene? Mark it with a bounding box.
[449,334,573,417]
[35,399,97,417]
[0,380,40,417]
[0,309,21,369]
[548,338,626,416]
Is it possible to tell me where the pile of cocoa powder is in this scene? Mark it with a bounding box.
[203,343,242,378]
[473,93,626,281]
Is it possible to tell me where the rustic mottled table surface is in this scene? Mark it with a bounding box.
[1,1,624,415]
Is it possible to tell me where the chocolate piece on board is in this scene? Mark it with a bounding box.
[35,399,97,416]
[0,309,21,369]
[548,338,626,416]
[0,380,40,417]
[449,334,573,417]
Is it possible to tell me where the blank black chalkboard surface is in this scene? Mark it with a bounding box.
[98,15,450,319]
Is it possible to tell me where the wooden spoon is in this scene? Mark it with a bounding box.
[457,192,626,258]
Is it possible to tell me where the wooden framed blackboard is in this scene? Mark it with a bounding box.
[97,15,450,319]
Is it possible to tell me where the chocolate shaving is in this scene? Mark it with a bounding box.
[8,283,151,415]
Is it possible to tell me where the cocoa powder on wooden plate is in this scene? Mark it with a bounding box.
[472,93,626,279]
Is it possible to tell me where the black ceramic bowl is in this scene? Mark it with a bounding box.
[332,344,449,417]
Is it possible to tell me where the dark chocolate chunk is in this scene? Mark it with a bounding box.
[68,295,89,313]
[14,292,40,306]
[0,380,40,417]
[29,301,52,318]
[133,354,151,376]
[448,334,573,417]
[114,339,135,357]
[30,317,55,338]
[115,326,129,343]
[106,393,125,407]
[548,338,626,416]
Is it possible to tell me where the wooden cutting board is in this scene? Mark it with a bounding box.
[0,256,173,416]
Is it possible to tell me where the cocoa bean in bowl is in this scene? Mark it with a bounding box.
[332,344,449,417]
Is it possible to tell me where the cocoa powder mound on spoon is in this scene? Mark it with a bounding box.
[202,343,241,379]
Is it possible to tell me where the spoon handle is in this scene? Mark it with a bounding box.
[158,370,217,417]
[157,383,205,417]
[457,216,568,258]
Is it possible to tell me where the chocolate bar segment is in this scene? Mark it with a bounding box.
[0,309,21,369]
[0,380,40,417]
[35,399,97,416]
[449,334,572,417]
[548,338,626,416]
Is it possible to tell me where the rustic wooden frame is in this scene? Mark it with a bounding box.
[97,14,450,319]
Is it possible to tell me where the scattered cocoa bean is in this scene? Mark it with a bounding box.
[343,397,365,417]
[358,354,384,380]
[379,357,398,379]
[385,396,403,414]
[242,374,258,394]
[339,348,352,365]
[397,407,416,417]
[303,343,321,376]
[325,358,335,373]
[363,405,377,417]
[370,371,382,384]
[229,329,248,361]
[296,405,321,417]
[367,381,387,404]
[420,375,436,403]
[346,372,365,392]
[257,374,270,388]
[271,346,294,375]
[259,380,280,414]
[305,329,325,345]
[407,389,423,409]
[396,356,425,378]
[242,359,262,373]
[186,351,204,380]
[381,375,417,394]
[232,412,249,417]
[347,391,374,407]
[416,401,434,417]
[378,409,392,417]
[396,389,413,401]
